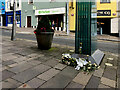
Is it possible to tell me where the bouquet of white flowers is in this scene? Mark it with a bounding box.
[60,53,99,73]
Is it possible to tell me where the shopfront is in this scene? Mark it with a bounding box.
[5,10,21,27]
[97,10,111,34]
[97,0,118,35]
[35,7,65,31]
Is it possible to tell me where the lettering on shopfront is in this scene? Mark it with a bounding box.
[35,7,65,15]
[38,11,50,14]
[97,10,111,16]
[38,10,60,14]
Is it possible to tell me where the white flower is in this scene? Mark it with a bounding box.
[88,67,91,69]
[62,54,71,58]
[83,60,88,65]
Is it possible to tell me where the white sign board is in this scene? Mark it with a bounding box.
[35,7,65,15]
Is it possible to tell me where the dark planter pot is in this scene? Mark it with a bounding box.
[35,32,54,50]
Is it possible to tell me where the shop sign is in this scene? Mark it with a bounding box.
[0,1,5,14]
[35,7,65,15]
[33,6,36,10]
[97,10,111,16]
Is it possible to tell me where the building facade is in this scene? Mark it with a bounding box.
[5,0,21,27]
[21,0,66,31]
[117,0,120,37]
[0,0,5,26]
[97,0,118,35]
[69,0,119,36]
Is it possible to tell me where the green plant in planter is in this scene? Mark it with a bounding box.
[34,16,54,34]
[34,16,54,50]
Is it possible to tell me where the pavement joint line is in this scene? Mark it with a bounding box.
[97,40,119,43]
[16,38,74,49]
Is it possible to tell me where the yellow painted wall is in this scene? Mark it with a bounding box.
[69,0,117,31]
[97,0,117,18]
[69,0,76,31]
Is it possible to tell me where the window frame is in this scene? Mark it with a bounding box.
[16,15,20,24]
[8,16,12,24]
[16,0,19,8]
[28,0,33,4]
[100,0,111,4]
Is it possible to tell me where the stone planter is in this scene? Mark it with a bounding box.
[35,32,54,50]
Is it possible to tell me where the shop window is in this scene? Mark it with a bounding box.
[17,0,19,8]
[28,0,33,4]
[49,0,55,2]
[8,16,12,24]
[70,0,74,9]
[7,1,10,9]
[16,15,20,23]
[100,0,111,3]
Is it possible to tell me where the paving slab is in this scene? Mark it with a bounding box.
[66,81,84,88]
[73,72,92,86]
[117,65,120,78]
[2,60,16,66]
[59,66,79,79]
[43,58,59,67]
[27,53,44,58]
[25,57,38,62]
[2,78,22,88]
[98,83,113,88]
[93,68,104,78]
[26,78,45,88]
[18,84,33,88]
[27,60,41,66]
[2,81,21,88]
[37,68,60,81]
[2,70,15,81]
[2,54,18,61]
[54,63,67,70]
[101,77,116,88]
[13,57,27,63]
[7,62,33,74]
[12,64,51,83]
[85,75,101,88]
[34,56,51,63]
[15,49,35,56]
[40,74,72,88]
[117,77,120,88]
[103,66,116,81]
[8,63,18,68]
[2,66,10,71]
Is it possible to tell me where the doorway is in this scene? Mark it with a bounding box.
[27,16,31,27]
[2,15,6,26]
[97,18,111,34]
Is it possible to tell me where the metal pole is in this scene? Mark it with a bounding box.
[11,0,16,41]
[66,2,69,35]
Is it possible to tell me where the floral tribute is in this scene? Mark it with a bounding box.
[34,16,54,35]
[60,54,99,72]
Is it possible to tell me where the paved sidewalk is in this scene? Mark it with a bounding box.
[1,36,120,89]
[1,26,120,42]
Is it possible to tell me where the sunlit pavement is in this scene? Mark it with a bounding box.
[1,36,120,89]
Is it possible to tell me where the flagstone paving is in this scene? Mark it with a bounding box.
[1,36,120,89]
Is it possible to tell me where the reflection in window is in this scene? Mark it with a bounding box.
[17,0,19,8]
[100,0,110,3]
[8,16,12,24]
[28,0,33,4]
[16,15,20,23]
